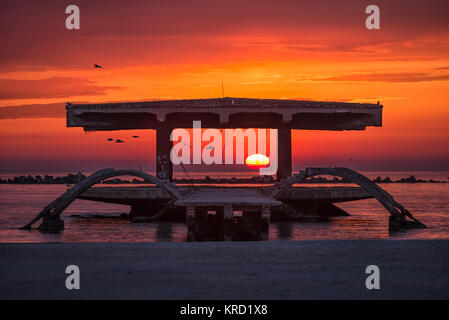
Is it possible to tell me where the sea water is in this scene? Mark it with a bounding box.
[0,172,448,242]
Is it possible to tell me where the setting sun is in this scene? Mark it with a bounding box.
[245,154,270,169]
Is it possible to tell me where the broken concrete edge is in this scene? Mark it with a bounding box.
[275,167,427,230]
[19,168,180,230]
[19,167,426,234]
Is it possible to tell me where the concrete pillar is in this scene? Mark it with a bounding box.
[223,204,233,241]
[37,216,64,233]
[186,206,196,241]
[260,204,271,241]
[276,128,292,181]
[156,126,173,181]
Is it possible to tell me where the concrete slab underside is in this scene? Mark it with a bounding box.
[66,97,382,131]
[77,185,373,220]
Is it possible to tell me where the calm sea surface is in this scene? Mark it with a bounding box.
[0,171,448,242]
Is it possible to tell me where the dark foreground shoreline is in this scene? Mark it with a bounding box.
[1,240,448,299]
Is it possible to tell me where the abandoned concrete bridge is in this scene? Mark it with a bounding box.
[66,97,382,181]
[20,98,425,240]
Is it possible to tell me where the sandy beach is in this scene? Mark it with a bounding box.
[1,240,448,299]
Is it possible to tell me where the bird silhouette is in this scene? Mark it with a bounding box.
[115,139,125,143]
[107,138,113,141]
[94,64,103,69]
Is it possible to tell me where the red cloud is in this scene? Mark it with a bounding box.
[314,72,449,83]
[0,77,123,100]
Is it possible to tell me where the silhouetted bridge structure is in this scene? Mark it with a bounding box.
[21,98,425,240]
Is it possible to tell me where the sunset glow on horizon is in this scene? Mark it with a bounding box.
[1,0,448,173]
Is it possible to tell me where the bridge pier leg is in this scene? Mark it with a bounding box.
[276,128,292,181]
[186,206,196,241]
[260,204,271,240]
[223,204,233,241]
[156,126,173,181]
[37,215,64,233]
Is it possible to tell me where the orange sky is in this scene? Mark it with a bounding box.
[0,0,448,173]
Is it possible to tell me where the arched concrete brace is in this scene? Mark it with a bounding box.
[20,168,181,232]
[273,167,426,230]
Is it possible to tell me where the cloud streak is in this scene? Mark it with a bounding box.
[0,77,123,100]
[0,102,65,119]
[314,72,449,83]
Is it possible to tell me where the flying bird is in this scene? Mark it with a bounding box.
[132,135,139,138]
[107,138,113,141]
[115,139,125,143]
[94,64,103,69]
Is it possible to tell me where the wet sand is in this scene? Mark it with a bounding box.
[1,240,448,299]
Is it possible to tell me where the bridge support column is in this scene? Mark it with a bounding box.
[186,206,196,241]
[276,128,292,181]
[260,204,271,241]
[156,126,173,181]
[223,204,233,241]
[37,215,64,233]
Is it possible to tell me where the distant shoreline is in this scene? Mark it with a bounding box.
[0,172,447,185]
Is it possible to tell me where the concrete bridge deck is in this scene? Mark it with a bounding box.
[22,167,422,239]
[77,185,373,221]
[78,185,372,205]
[67,97,382,131]
[75,185,373,240]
